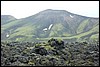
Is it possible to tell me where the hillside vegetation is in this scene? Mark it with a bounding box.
[1,9,99,42]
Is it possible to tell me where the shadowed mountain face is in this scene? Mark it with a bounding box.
[1,9,99,42]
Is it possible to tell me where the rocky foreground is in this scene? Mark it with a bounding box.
[1,38,99,66]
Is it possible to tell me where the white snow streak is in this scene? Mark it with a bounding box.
[48,24,53,30]
[6,34,9,37]
[43,28,48,31]
[70,15,73,18]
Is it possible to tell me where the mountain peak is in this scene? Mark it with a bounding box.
[38,9,70,16]
[44,9,53,11]
[43,9,68,12]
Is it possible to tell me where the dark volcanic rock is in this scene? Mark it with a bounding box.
[1,38,99,66]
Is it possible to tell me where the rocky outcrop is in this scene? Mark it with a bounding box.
[1,39,99,66]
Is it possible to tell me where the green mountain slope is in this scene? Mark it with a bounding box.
[1,9,99,42]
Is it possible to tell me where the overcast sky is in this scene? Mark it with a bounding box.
[1,1,99,19]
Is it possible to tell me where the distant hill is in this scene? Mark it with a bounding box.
[1,15,16,25]
[1,9,99,42]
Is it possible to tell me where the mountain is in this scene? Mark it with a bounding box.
[1,9,99,42]
[1,15,16,25]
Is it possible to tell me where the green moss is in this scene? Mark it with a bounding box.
[28,60,35,65]
[23,49,31,54]
[35,43,46,47]
[44,45,54,50]
[57,38,62,43]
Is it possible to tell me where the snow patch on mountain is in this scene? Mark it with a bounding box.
[70,15,74,18]
[6,34,9,38]
[48,24,53,30]
[43,28,48,31]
